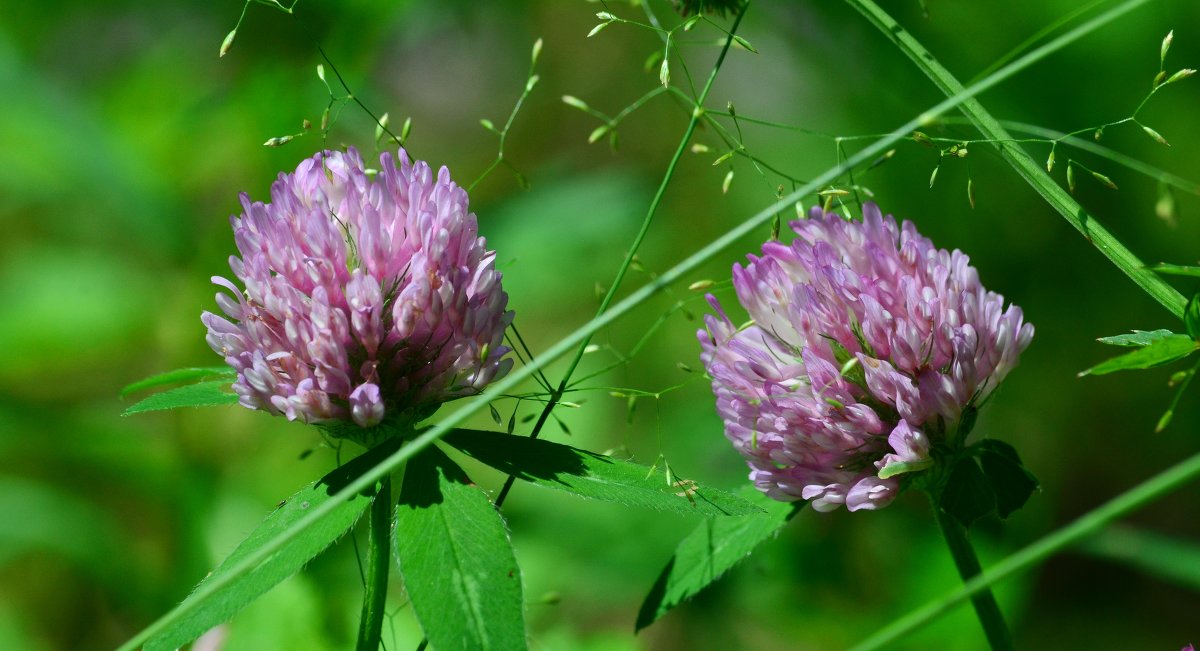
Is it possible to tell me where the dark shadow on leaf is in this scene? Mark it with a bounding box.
[443,428,589,486]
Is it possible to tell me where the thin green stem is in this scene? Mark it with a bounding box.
[845,0,1186,320]
[356,476,391,651]
[932,499,1013,650]
[853,449,1200,651]
[116,3,1137,646]
[492,2,750,508]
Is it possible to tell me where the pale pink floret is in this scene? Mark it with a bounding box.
[203,148,512,430]
[700,203,1033,512]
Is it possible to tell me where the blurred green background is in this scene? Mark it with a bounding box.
[3,1,1200,649]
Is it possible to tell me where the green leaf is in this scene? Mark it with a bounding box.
[120,367,236,396]
[1095,329,1176,347]
[442,429,763,517]
[395,446,526,651]
[1150,263,1200,278]
[143,445,381,651]
[121,379,239,415]
[939,457,996,529]
[1186,292,1200,340]
[976,440,1039,519]
[636,487,802,630]
[1079,334,1198,376]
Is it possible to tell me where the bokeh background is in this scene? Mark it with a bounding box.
[3,1,1200,649]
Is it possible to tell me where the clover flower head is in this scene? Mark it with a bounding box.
[203,148,512,436]
[699,203,1033,512]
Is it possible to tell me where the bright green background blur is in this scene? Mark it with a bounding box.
[3,1,1200,649]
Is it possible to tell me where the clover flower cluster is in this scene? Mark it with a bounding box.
[700,204,1033,511]
[203,148,512,431]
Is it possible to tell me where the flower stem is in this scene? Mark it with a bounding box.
[931,499,1013,650]
[356,475,392,651]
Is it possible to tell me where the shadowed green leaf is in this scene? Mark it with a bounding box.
[120,367,236,397]
[636,487,802,630]
[976,440,1039,519]
[1096,329,1175,347]
[1186,293,1200,340]
[939,457,996,529]
[395,446,526,651]
[121,380,239,415]
[143,445,383,651]
[1079,335,1198,376]
[443,429,763,517]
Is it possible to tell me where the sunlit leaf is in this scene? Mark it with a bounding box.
[120,367,236,397]
[143,447,382,651]
[1079,335,1198,376]
[1096,329,1176,347]
[121,380,239,416]
[1185,292,1200,340]
[395,446,526,651]
[443,429,763,517]
[636,487,801,630]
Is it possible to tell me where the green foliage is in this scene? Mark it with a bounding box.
[938,457,997,529]
[119,366,235,397]
[1079,334,1198,376]
[635,487,802,630]
[1095,329,1176,347]
[142,450,380,651]
[443,429,763,516]
[1150,263,1200,277]
[976,441,1039,520]
[121,379,239,415]
[395,446,527,651]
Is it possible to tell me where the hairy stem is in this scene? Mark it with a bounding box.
[356,476,392,651]
[932,499,1013,650]
[845,0,1186,320]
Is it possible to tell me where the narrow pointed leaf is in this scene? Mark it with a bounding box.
[1079,335,1198,376]
[636,487,802,630]
[395,446,526,651]
[122,379,239,415]
[443,429,762,516]
[1096,329,1176,347]
[143,446,382,651]
[120,367,237,397]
